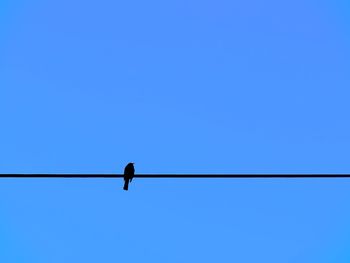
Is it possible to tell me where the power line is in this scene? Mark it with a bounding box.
[0,174,350,178]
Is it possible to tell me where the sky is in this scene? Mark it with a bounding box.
[1,0,350,262]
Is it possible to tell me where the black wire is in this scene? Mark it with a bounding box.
[0,174,349,178]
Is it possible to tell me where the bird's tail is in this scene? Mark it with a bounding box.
[123,180,129,191]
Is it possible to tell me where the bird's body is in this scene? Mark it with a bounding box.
[123,162,135,190]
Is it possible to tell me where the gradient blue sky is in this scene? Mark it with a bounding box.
[1,1,350,262]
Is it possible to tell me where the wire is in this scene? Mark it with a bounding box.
[0,174,349,178]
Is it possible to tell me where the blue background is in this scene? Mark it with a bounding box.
[1,0,350,262]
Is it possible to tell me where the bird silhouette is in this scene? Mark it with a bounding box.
[123,162,135,190]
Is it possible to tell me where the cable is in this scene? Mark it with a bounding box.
[0,174,349,178]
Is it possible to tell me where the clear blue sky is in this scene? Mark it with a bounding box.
[1,0,350,262]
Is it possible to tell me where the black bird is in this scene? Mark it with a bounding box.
[123,162,135,190]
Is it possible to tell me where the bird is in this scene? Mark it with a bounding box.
[123,162,135,190]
